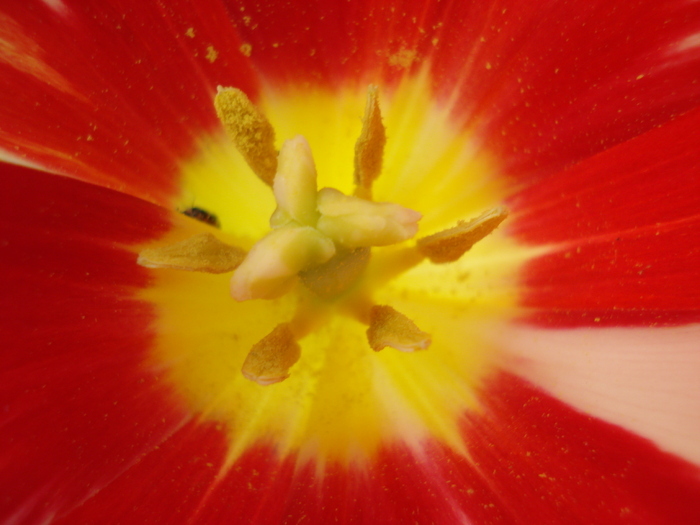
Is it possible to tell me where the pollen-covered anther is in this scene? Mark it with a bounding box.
[241,323,301,385]
[366,305,431,352]
[353,85,386,199]
[137,232,246,273]
[214,86,278,186]
[417,206,509,263]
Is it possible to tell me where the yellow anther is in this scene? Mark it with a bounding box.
[354,85,386,199]
[214,87,278,186]
[241,323,301,385]
[137,233,246,274]
[366,305,431,352]
[416,206,509,263]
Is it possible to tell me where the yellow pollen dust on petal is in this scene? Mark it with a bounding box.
[214,87,278,186]
[137,232,246,273]
[367,305,431,352]
[143,69,537,466]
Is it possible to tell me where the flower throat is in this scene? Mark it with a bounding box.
[138,86,507,386]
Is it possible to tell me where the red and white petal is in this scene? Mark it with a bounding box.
[497,324,700,466]
[0,165,211,522]
[0,0,259,205]
[54,374,700,524]
[508,107,700,327]
[458,373,700,524]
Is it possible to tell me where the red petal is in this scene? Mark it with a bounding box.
[0,165,198,522]
[508,107,700,326]
[54,373,700,524]
[0,0,259,204]
[227,0,700,176]
[459,372,700,524]
[442,0,700,180]
[52,420,229,524]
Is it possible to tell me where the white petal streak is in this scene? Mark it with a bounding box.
[497,324,700,464]
[43,0,70,17]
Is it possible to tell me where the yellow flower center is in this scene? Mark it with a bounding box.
[137,70,532,467]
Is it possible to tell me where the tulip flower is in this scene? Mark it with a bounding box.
[2,0,700,523]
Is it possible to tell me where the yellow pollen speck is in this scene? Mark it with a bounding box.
[214,87,278,186]
[367,305,431,352]
[417,206,509,263]
[137,232,246,273]
[242,323,301,385]
[206,46,219,63]
[185,27,195,38]
[354,85,386,198]
[388,48,418,69]
[239,43,252,57]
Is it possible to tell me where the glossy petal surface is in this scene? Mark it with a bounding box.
[0,165,190,522]
[1,0,258,204]
[510,107,700,326]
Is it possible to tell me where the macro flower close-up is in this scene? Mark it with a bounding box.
[2,0,700,523]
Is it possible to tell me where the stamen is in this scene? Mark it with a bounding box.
[354,85,386,199]
[241,323,301,385]
[366,305,431,352]
[214,87,278,186]
[416,206,509,263]
[137,232,246,273]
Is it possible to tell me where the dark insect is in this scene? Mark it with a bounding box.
[182,207,220,228]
